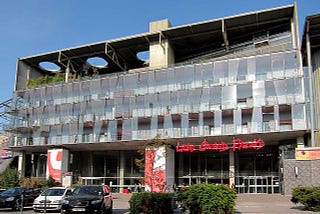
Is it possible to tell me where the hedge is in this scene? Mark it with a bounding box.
[291,186,320,211]
[129,192,173,214]
[178,183,237,214]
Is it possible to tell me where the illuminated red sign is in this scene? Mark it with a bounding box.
[176,138,264,153]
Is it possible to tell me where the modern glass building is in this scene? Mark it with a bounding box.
[6,4,317,194]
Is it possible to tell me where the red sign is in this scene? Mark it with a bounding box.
[176,138,264,153]
[47,149,63,182]
[0,150,13,159]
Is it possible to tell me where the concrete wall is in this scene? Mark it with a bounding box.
[313,50,320,147]
[283,159,320,195]
[149,19,175,69]
[166,147,175,189]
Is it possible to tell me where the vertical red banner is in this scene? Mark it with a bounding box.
[47,149,62,183]
[144,146,166,192]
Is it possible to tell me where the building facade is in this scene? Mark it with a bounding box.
[6,4,317,194]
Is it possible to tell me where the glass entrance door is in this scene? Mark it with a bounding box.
[235,146,279,194]
[236,176,280,193]
[176,152,229,186]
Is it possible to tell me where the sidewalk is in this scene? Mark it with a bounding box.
[235,194,318,214]
[112,193,319,214]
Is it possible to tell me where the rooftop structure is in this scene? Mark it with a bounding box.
[4,3,319,195]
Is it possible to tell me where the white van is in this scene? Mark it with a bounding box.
[33,187,72,212]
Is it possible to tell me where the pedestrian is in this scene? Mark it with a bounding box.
[172,183,177,192]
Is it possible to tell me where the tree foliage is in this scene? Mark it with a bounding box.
[26,73,65,88]
[178,183,237,214]
[0,168,20,189]
[20,176,61,190]
[129,192,174,214]
[134,135,171,171]
[291,186,320,211]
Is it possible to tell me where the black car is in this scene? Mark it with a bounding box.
[0,187,41,211]
[61,185,113,214]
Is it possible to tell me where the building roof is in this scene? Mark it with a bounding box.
[19,4,295,75]
[301,13,320,60]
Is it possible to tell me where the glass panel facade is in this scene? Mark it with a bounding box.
[12,48,309,146]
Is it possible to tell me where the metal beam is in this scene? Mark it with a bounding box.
[104,43,127,71]
[222,19,229,50]
[306,22,315,147]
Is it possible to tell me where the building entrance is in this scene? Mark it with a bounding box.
[236,175,280,193]
[235,146,280,193]
[176,145,280,193]
[176,152,229,186]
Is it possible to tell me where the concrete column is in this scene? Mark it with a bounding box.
[166,147,175,189]
[297,137,305,149]
[18,152,25,179]
[35,155,40,177]
[89,152,93,177]
[229,149,235,186]
[61,149,71,187]
[119,151,125,193]
[145,145,174,192]
[31,153,35,177]
[61,149,70,173]
[179,153,184,184]
[149,19,174,69]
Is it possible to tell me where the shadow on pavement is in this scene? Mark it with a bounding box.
[112,208,129,214]
[290,205,307,211]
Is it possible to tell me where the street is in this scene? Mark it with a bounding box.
[0,193,131,214]
[0,193,316,214]
[0,207,129,214]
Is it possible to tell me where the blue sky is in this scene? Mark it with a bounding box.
[0,0,319,103]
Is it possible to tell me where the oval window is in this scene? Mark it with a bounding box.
[39,62,61,72]
[137,50,149,61]
[87,57,108,68]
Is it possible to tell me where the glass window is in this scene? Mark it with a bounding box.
[253,81,265,106]
[292,104,306,130]
[237,83,252,100]
[285,52,298,72]
[213,61,227,84]
[256,55,271,80]
[271,52,284,73]
[222,85,236,109]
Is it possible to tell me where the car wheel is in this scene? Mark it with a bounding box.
[60,209,68,214]
[107,207,113,214]
[106,202,113,214]
[11,199,22,211]
[101,204,107,214]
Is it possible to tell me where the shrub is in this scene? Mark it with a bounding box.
[20,177,45,189]
[27,73,65,88]
[291,186,320,211]
[46,176,61,188]
[20,176,61,190]
[129,192,174,214]
[0,168,20,189]
[178,183,237,214]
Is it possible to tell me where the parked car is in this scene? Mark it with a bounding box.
[0,187,41,211]
[61,185,113,214]
[33,187,72,212]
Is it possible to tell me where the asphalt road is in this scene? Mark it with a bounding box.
[0,193,317,214]
[0,193,131,214]
[0,207,129,214]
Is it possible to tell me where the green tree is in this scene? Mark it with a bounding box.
[178,183,237,214]
[0,168,20,189]
[26,73,65,88]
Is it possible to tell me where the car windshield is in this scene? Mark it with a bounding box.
[73,186,102,196]
[1,188,22,195]
[41,188,65,196]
